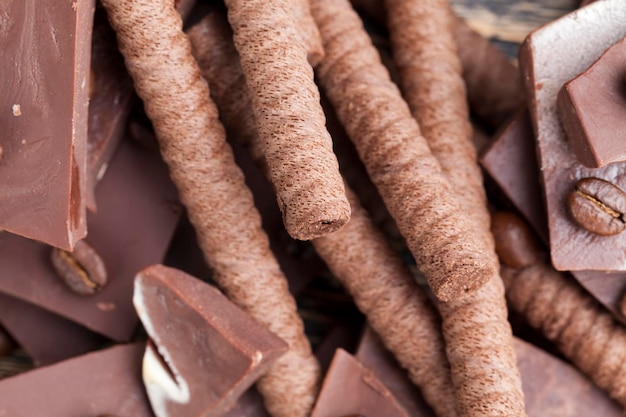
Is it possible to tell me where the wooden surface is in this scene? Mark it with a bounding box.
[451,0,579,57]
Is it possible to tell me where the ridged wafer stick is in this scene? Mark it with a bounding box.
[311,0,497,302]
[187,14,456,416]
[99,2,319,416]
[493,211,626,406]
[223,0,350,241]
[350,0,523,130]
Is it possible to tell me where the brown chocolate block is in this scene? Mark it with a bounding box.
[557,35,626,168]
[0,0,95,250]
[519,0,626,271]
[311,348,410,417]
[0,293,106,366]
[219,388,270,417]
[86,6,134,211]
[0,325,15,358]
[480,109,548,243]
[134,264,288,417]
[0,343,153,417]
[480,107,626,324]
[515,337,621,416]
[0,140,180,341]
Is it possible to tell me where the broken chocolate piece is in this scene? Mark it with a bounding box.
[134,264,288,417]
[0,324,15,358]
[557,35,626,168]
[0,140,180,341]
[519,0,626,271]
[0,0,95,250]
[311,348,410,417]
[86,6,134,211]
[0,344,153,417]
[0,293,106,365]
[219,388,270,417]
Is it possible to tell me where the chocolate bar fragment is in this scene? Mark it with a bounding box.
[480,109,548,243]
[0,139,180,341]
[0,343,153,417]
[519,0,626,271]
[557,35,626,168]
[86,6,134,211]
[219,388,270,417]
[311,348,410,417]
[0,325,15,358]
[134,264,288,417]
[480,106,626,324]
[0,293,106,366]
[0,0,95,250]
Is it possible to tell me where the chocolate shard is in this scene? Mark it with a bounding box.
[480,107,626,325]
[0,344,153,417]
[219,388,270,417]
[514,338,621,416]
[519,0,626,271]
[557,36,626,168]
[0,293,106,366]
[133,264,288,417]
[86,6,134,211]
[0,0,95,250]
[0,139,180,341]
[311,348,410,417]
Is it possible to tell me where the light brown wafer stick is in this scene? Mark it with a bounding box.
[294,0,325,66]
[223,0,350,241]
[311,0,497,302]
[350,0,523,130]
[384,3,525,415]
[187,14,456,415]
[493,211,626,406]
[99,2,319,416]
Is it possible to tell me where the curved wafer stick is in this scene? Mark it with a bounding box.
[223,0,350,241]
[493,211,626,406]
[99,2,319,416]
[384,1,525,415]
[187,13,456,416]
[311,0,497,302]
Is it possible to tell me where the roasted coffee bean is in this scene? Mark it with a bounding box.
[490,211,541,269]
[50,240,108,296]
[568,177,626,236]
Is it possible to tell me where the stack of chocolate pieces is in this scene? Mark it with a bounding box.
[2,0,626,416]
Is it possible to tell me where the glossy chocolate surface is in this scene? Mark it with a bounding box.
[135,264,287,417]
[0,140,180,341]
[0,0,95,249]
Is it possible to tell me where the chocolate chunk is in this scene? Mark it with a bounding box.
[86,6,134,211]
[219,388,270,417]
[0,293,106,365]
[0,140,180,341]
[0,324,15,358]
[519,0,626,271]
[514,338,621,416]
[0,0,96,250]
[311,348,410,417]
[480,107,626,324]
[0,344,153,417]
[557,36,626,168]
[480,109,548,243]
[134,264,288,417]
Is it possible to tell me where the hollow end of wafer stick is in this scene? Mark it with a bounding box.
[429,260,497,302]
[283,204,351,241]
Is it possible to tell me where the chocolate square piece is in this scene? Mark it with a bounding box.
[0,0,96,250]
[557,35,626,168]
[519,0,626,271]
[0,140,180,341]
[0,293,106,366]
[0,343,153,417]
[311,348,410,417]
[134,264,288,417]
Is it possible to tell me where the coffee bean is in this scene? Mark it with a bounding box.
[50,240,108,296]
[568,177,626,236]
[490,211,542,269]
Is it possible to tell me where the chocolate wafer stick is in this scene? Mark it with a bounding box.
[187,14,455,416]
[311,0,497,301]
[493,211,626,406]
[223,0,350,241]
[99,2,319,416]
